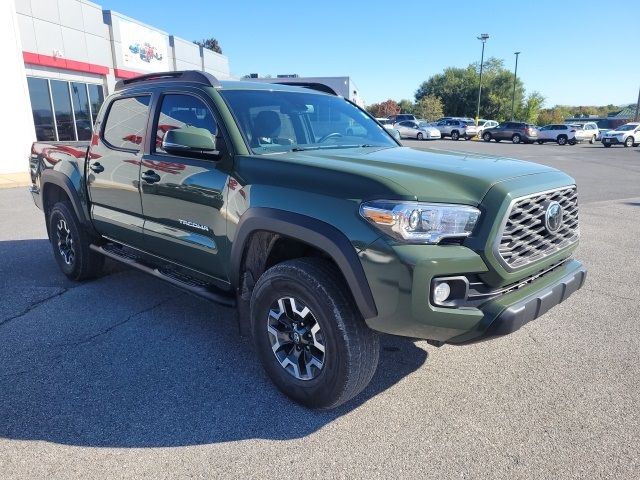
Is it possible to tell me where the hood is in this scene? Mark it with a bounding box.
[240,146,564,206]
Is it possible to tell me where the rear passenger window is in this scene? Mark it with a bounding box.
[102,96,151,151]
[155,94,219,155]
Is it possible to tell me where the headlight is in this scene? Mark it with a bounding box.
[360,201,480,243]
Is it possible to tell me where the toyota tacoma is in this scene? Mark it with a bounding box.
[28,71,586,408]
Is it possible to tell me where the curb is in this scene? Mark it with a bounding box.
[0,173,30,189]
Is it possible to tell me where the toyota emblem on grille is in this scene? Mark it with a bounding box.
[545,202,563,233]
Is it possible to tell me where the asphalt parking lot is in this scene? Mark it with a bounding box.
[1,141,639,479]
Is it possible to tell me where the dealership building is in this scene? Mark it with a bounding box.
[3,0,232,174]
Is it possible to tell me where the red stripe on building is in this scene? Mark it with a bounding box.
[113,68,142,79]
[23,51,109,75]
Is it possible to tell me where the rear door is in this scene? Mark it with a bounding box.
[139,89,232,281]
[87,94,151,245]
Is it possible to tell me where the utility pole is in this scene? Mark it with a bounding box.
[475,33,489,125]
[510,52,521,121]
[634,84,640,122]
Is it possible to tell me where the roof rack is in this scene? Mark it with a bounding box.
[114,70,221,91]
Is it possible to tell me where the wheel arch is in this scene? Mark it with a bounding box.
[41,170,91,229]
[230,208,378,320]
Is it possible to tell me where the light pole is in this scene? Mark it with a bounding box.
[475,33,489,125]
[510,51,521,121]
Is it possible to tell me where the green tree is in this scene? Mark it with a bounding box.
[397,99,414,114]
[415,57,526,121]
[413,95,444,121]
[517,92,545,124]
[194,38,222,54]
[366,99,400,118]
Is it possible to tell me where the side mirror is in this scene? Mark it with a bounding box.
[162,127,219,159]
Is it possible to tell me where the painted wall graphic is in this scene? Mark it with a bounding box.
[120,20,169,72]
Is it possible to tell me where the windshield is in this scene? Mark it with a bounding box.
[220,89,397,154]
[418,122,431,128]
[616,124,637,131]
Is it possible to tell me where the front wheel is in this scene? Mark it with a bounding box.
[590,135,597,144]
[417,132,423,140]
[250,258,380,409]
[603,143,612,148]
[48,201,104,280]
[537,140,544,145]
[625,136,634,147]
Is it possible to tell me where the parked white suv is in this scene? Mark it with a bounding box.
[571,122,600,144]
[537,124,577,145]
[601,123,640,147]
[477,119,498,134]
[434,118,479,140]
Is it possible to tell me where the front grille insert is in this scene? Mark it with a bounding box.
[496,186,579,270]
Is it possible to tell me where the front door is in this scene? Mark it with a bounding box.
[87,94,151,245]
[139,91,231,282]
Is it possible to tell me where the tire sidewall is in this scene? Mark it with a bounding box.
[49,203,81,277]
[250,265,351,407]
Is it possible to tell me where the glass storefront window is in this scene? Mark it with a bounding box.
[26,77,56,141]
[88,84,105,123]
[71,82,92,140]
[26,77,106,142]
[50,80,75,141]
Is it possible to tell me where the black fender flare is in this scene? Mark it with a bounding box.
[40,169,90,226]
[229,208,378,319]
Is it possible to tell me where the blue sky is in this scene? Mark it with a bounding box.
[103,0,639,108]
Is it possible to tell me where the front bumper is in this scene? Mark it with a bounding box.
[360,240,586,344]
[602,137,622,145]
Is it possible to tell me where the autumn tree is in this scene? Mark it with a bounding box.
[367,99,400,118]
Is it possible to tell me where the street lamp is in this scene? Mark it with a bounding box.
[510,52,521,121]
[475,33,489,125]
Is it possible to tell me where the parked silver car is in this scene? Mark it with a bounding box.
[434,118,479,140]
[395,120,441,140]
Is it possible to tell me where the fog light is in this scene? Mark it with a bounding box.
[433,282,451,304]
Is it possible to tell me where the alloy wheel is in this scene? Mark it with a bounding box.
[56,218,75,265]
[267,297,325,381]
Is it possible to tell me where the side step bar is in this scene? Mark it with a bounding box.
[90,244,236,307]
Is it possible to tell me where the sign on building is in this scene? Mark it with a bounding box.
[120,20,169,72]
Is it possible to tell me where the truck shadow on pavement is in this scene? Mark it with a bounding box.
[0,239,429,448]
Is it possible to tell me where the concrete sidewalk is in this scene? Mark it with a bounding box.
[0,172,30,189]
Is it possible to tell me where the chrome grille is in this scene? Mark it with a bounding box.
[496,186,579,270]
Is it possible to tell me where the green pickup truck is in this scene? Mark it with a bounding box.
[29,71,586,408]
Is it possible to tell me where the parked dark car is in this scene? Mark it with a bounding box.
[482,122,539,144]
[388,113,416,123]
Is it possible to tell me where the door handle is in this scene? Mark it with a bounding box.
[90,162,104,173]
[141,170,161,184]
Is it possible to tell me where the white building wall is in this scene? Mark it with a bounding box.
[2,0,36,174]
[8,0,232,174]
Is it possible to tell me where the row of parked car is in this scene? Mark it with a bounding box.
[376,114,640,148]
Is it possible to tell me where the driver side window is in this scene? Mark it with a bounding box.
[155,94,221,155]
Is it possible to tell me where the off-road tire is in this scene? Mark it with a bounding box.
[48,201,104,280]
[250,257,379,409]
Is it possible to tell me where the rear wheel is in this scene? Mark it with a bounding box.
[48,201,104,281]
[451,130,460,141]
[512,134,521,144]
[250,258,379,409]
[483,132,492,142]
[417,132,423,140]
[625,136,634,147]
[537,140,544,145]
[557,135,567,146]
